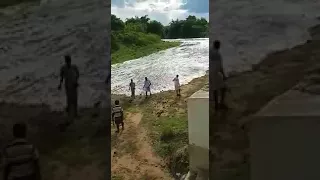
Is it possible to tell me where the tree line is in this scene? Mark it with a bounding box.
[112,14,208,39]
[111,14,208,53]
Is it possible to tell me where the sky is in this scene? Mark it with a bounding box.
[111,0,209,25]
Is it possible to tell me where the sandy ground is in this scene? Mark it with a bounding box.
[111,112,172,180]
[111,75,208,180]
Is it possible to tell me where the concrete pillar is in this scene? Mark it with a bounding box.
[187,90,209,179]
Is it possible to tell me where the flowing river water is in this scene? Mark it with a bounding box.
[111,38,209,95]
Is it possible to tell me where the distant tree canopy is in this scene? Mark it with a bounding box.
[111,14,208,56]
[111,14,208,39]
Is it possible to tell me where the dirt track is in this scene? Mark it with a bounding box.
[111,112,172,180]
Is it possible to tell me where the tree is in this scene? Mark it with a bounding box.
[147,20,164,37]
[111,14,125,31]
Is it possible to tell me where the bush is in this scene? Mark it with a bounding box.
[160,127,175,142]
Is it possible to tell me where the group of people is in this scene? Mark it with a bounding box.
[128,75,181,99]
[112,75,181,133]
[128,77,152,98]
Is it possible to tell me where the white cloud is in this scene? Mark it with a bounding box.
[111,0,209,25]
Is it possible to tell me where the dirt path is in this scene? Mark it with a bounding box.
[111,112,172,180]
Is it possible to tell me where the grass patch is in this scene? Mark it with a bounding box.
[151,115,188,158]
[111,41,180,64]
[112,174,124,180]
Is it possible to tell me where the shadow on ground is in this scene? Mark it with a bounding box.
[0,103,110,180]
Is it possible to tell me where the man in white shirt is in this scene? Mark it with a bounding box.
[210,40,228,110]
[143,77,152,98]
[173,75,181,96]
[129,79,136,98]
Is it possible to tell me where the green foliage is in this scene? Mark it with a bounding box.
[166,15,208,39]
[111,14,125,31]
[152,116,188,157]
[111,14,208,64]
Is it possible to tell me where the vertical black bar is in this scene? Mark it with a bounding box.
[0,0,112,179]
[105,0,111,179]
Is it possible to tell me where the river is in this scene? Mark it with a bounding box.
[111,38,209,95]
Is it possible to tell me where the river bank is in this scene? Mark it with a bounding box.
[111,40,181,64]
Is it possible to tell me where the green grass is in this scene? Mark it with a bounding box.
[111,41,181,64]
[112,174,124,180]
[151,115,188,157]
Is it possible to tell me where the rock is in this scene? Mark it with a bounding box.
[156,110,164,117]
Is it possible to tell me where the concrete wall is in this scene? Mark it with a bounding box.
[187,90,209,174]
[250,117,320,180]
[250,89,320,180]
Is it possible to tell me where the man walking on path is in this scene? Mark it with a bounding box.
[210,40,228,110]
[173,75,181,96]
[2,123,42,180]
[143,77,152,98]
[58,55,80,117]
[112,100,124,133]
[129,79,136,98]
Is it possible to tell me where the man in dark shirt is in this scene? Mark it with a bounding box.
[58,55,80,117]
[210,40,228,110]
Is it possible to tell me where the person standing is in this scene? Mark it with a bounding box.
[112,100,124,133]
[143,77,152,98]
[173,75,181,96]
[210,40,228,110]
[129,79,136,98]
[58,55,80,117]
[2,123,41,180]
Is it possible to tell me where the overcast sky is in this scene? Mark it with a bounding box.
[111,0,209,25]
